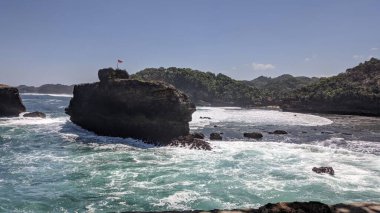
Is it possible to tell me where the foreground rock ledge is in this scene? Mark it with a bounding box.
[65,68,204,147]
[130,202,380,213]
[0,84,26,117]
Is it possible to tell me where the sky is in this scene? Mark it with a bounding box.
[1,0,379,86]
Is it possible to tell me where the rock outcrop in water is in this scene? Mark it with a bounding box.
[65,68,203,146]
[312,166,335,175]
[0,84,26,117]
[23,111,46,118]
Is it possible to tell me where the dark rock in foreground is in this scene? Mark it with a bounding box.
[131,202,380,213]
[210,133,222,140]
[312,166,335,175]
[65,68,196,145]
[244,132,263,139]
[258,201,331,213]
[0,85,26,117]
[23,111,46,118]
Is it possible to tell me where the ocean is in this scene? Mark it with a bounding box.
[0,94,379,212]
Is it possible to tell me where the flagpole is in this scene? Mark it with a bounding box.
[116,61,118,69]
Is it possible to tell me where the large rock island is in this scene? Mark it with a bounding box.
[65,68,200,145]
[0,84,26,117]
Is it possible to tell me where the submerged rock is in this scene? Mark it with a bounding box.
[0,85,26,117]
[23,111,46,118]
[243,132,263,139]
[66,68,196,145]
[210,133,222,140]
[312,166,335,175]
[169,134,211,150]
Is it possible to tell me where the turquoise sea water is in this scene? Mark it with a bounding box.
[0,94,379,212]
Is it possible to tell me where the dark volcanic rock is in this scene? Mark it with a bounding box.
[23,111,46,118]
[243,132,263,139]
[65,68,196,144]
[269,130,288,135]
[192,132,205,139]
[258,201,332,213]
[0,85,26,117]
[312,167,335,175]
[210,133,222,140]
[98,68,129,82]
[169,134,211,150]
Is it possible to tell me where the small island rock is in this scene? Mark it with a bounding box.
[23,111,46,118]
[210,133,222,140]
[0,85,26,117]
[269,130,288,135]
[312,167,335,175]
[243,132,263,139]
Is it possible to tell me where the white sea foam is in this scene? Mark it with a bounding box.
[155,190,201,209]
[21,93,73,97]
[313,137,380,155]
[0,114,67,126]
[190,107,333,129]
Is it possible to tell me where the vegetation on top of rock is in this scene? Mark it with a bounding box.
[281,58,380,115]
[132,67,266,106]
[98,68,129,82]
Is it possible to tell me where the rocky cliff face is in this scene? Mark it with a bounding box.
[65,68,196,144]
[0,85,26,117]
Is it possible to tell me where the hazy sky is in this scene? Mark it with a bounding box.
[1,0,379,86]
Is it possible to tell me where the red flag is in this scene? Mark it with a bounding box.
[117,59,123,63]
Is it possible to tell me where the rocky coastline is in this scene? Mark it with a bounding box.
[0,84,26,117]
[132,202,380,213]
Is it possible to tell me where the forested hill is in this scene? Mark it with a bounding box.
[281,58,380,116]
[132,67,267,106]
[17,84,74,94]
[242,74,319,91]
